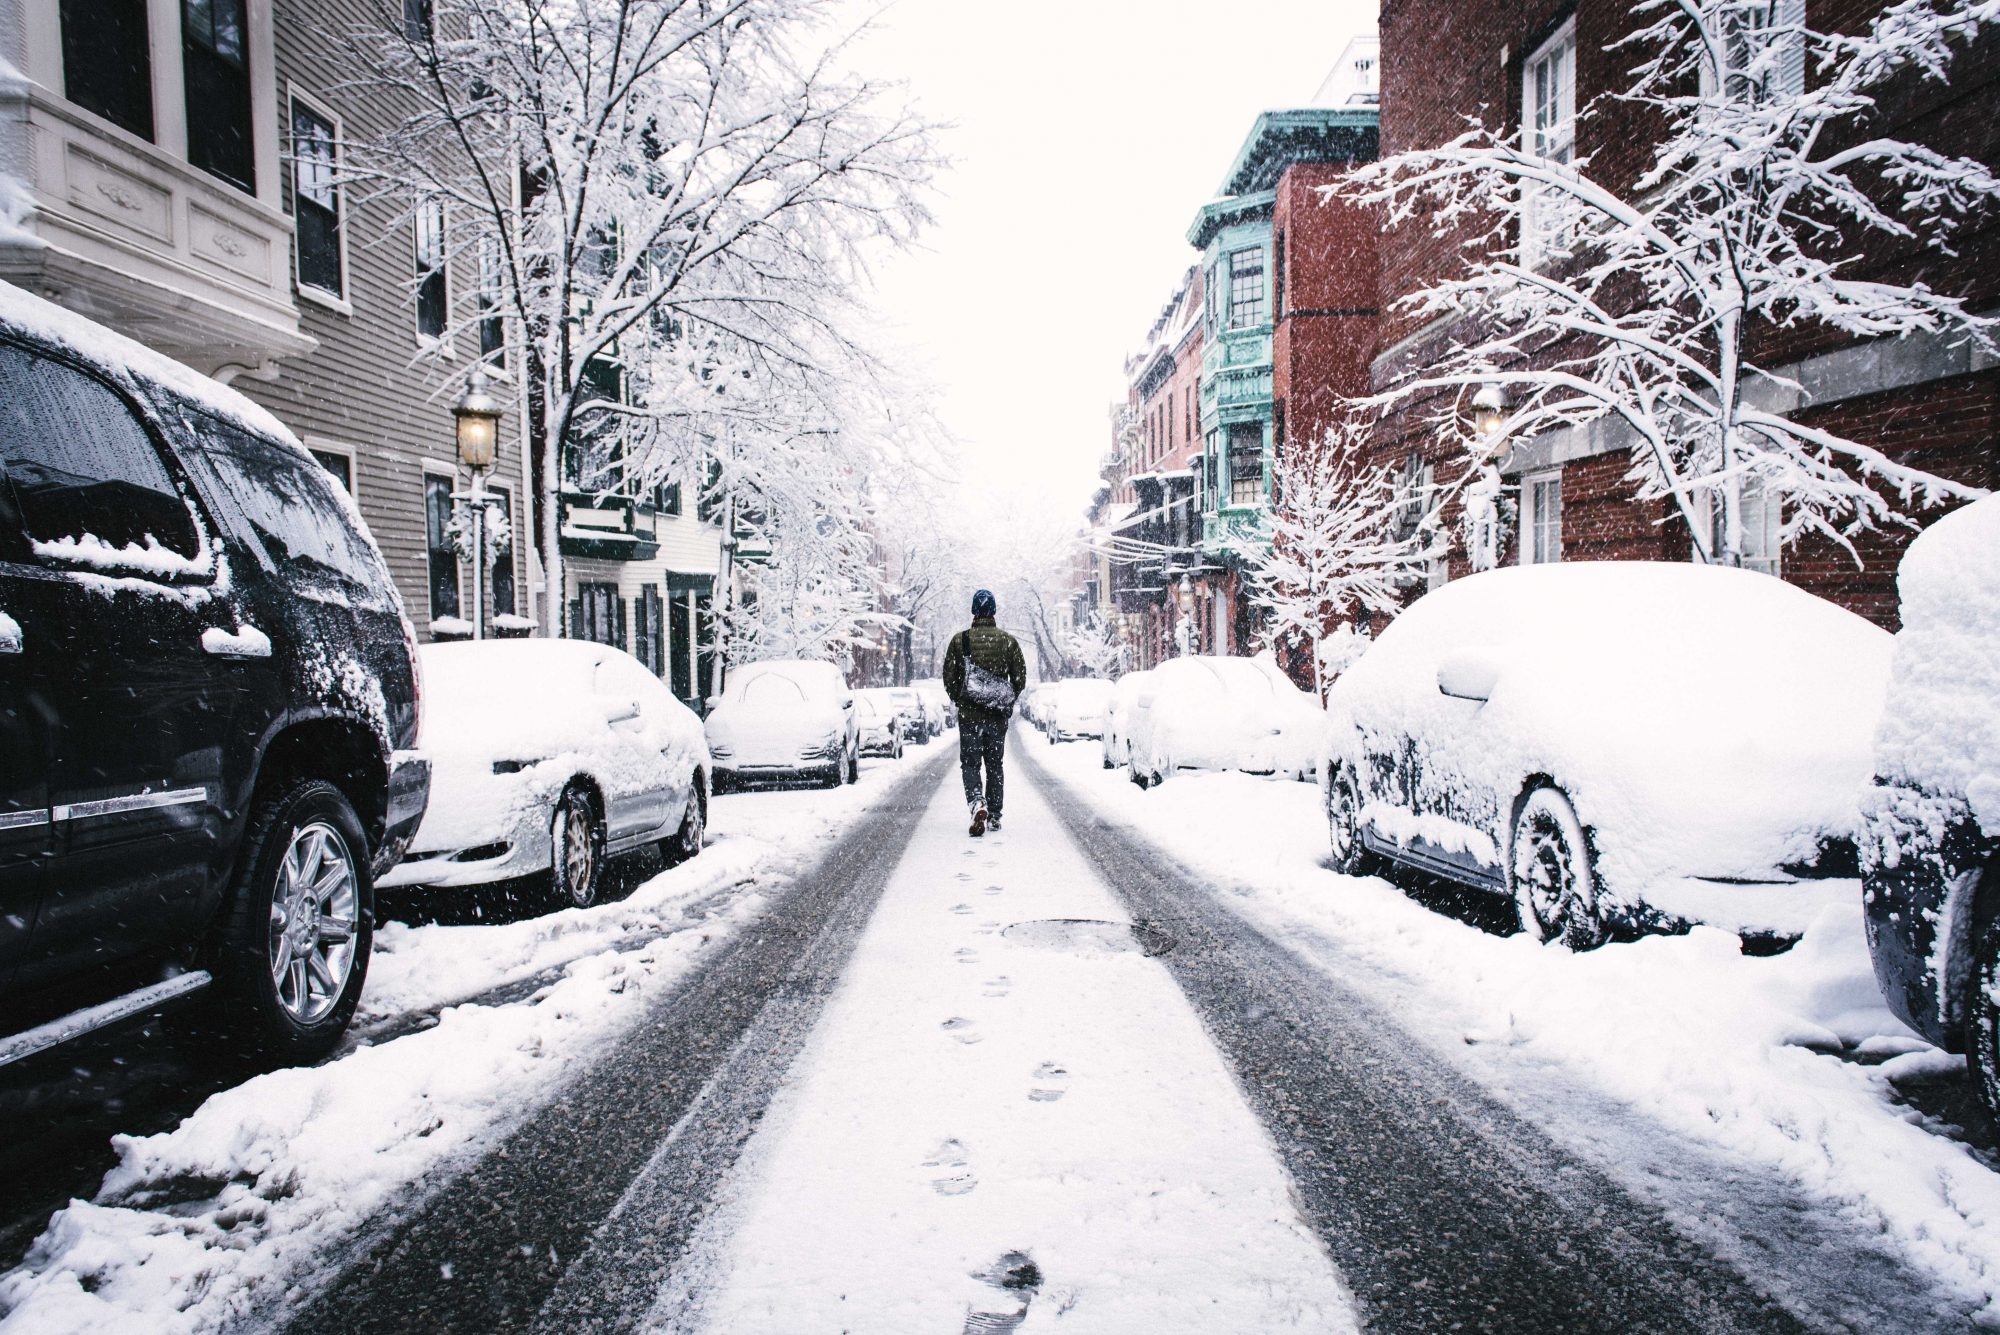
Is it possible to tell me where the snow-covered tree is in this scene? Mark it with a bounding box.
[1062,612,1129,679]
[1343,0,2000,566]
[348,0,939,621]
[1248,422,1439,698]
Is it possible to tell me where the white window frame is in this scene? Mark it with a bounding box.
[1701,0,1806,110]
[303,435,359,500]
[1520,18,1577,269]
[1694,476,1782,576]
[1521,468,1563,565]
[1226,246,1267,331]
[414,197,453,351]
[287,84,350,313]
[422,459,464,625]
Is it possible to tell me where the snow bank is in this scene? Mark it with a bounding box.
[1031,734,2000,1323]
[1872,495,2000,834]
[0,751,933,1334]
[1324,562,1891,914]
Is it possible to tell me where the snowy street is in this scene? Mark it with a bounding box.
[7,730,1995,1332]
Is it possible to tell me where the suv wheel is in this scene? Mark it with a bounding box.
[1509,785,1605,950]
[1327,765,1371,876]
[212,778,371,1062]
[1969,874,2000,1120]
[549,784,606,909]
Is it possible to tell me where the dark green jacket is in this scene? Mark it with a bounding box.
[944,617,1028,720]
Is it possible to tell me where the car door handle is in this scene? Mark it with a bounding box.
[0,611,19,655]
[201,624,272,658]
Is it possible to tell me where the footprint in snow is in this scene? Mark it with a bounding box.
[1028,1062,1070,1102]
[983,884,1004,896]
[950,902,974,915]
[982,976,1012,998]
[941,1016,982,1044]
[955,872,973,882]
[924,1138,977,1196]
[954,947,979,964]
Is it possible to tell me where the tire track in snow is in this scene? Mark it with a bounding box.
[1020,739,1814,1335]
[275,751,952,1335]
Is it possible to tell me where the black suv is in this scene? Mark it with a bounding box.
[0,285,428,1065]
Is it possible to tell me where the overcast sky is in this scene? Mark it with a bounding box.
[852,0,1378,532]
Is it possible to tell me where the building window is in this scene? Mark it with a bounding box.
[487,485,515,616]
[1204,262,1219,334]
[63,0,153,140]
[184,0,254,191]
[424,474,461,619]
[291,97,344,299]
[478,236,507,366]
[1708,0,1806,107]
[1522,469,1563,564]
[1521,18,1577,267]
[1227,248,1266,330]
[1698,478,1781,575]
[415,199,448,340]
[309,447,353,493]
[404,0,433,42]
[636,586,666,675]
[572,582,623,648]
[1228,421,1264,506]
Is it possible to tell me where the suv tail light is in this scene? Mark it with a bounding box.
[401,614,424,745]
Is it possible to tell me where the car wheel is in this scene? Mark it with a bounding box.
[894,736,905,759]
[548,784,606,910]
[1968,873,2000,1121]
[1509,785,1605,950]
[664,783,706,866]
[1327,765,1372,876]
[210,778,371,1062]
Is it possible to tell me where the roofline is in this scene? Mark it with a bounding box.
[1216,107,1380,198]
[1187,189,1277,249]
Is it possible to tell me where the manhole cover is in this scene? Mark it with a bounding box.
[1000,918,1174,957]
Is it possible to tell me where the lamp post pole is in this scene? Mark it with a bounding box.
[454,369,505,641]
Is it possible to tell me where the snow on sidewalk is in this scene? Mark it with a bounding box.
[0,753,933,1335]
[1026,731,2000,1326]
[658,764,1358,1334]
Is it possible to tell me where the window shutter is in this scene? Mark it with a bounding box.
[615,596,628,651]
[569,598,583,639]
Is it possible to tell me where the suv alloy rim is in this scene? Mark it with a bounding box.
[268,821,360,1024]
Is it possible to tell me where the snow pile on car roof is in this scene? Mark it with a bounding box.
[1873,495,2000,833]
[0,279,296,444]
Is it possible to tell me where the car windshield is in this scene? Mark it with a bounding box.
[740,674,808,705]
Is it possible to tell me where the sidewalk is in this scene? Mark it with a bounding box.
[660,757,1357,1333]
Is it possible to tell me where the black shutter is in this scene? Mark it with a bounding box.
[615,596,628,651]
[569,598,583,639]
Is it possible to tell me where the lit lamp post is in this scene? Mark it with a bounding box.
[1471,382,1508,444]
[1176,573,1196,658]
[453,369,504,640]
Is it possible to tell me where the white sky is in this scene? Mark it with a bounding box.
[853,0,1378,530]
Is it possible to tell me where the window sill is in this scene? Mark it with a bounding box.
[297,284,352,317]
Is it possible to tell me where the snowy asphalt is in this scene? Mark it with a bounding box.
[240,732,1918,1332]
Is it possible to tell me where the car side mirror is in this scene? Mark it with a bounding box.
[1436,648,1504,703]
[600,696,643,725]
[1136,692,1156,709]
[841,696,855,710]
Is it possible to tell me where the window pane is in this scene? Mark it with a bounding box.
[184,0,252,190]
[478,236,506,365]
[488,488,515,616]
[1227,248,1266,329]
[0,343,200,563]
[62,0,153,141]
[425,475,460,618]
[416,201,447,338]
[309,448,352,492]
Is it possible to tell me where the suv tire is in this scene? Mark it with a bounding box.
[210,778,372,1063]
[664,785,706,867]
[548,783,607,910]
[1509,785,1606,950]
[1327,764,1373,877]
[1968,873,2000,1120]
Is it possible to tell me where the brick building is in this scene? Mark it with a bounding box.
[1369,0,2000,629]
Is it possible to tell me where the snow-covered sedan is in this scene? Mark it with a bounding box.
[915,679,956,731]
[1860,494,2000,1116]
[853,693,907,759]
[1126,655,1325,786]
[1323,562,1891,948]
[381,640,710,911]
[1048,678,1114,742]
[704,659,859,790]
[1101,669,1157,770]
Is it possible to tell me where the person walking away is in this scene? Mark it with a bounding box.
[943,589,1028,836]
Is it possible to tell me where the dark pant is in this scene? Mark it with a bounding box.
[960,715,1007,817]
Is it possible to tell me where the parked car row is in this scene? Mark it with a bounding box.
[0,284,916,1076]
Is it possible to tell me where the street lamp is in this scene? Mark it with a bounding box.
[1470,382,1507,443]
[453,369,505,639]
[1176,573,1196,658]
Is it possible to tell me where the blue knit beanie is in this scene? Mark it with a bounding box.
[972,589,997,617]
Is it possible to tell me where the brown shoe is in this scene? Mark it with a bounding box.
[969,803,987,837]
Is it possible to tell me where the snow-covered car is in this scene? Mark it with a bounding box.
[873,686,931,743]
[381,640,709,910]
[0,282,427,1067]
[1126,655,1325,786]
[704,659,859,790]
[1048,678,1115,742]
[914,678,956,730]
[852,693,907,759]
[1020,683,1054,730]
[1323,562,1891,948]
[1860,495,2000,1115]
[1101,669,1157,770]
